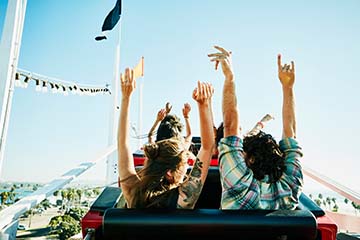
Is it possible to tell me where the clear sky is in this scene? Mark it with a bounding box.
[0,0,359,192]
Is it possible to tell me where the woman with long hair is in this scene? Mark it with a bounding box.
[117,67,214,209]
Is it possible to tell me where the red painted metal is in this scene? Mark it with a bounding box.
[82,153,339,240]
[81,210,103,238]
[316,215,338,240]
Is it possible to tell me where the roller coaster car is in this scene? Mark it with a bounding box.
[81,137,338,240]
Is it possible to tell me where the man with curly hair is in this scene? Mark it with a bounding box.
[208,46,303,210]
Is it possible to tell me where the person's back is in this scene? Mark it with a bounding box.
[117,68,215,210]
[219,129,303,209]
[208,46,303,210]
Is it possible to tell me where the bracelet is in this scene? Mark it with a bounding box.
[183,116,189,119]
[257,121,264,128]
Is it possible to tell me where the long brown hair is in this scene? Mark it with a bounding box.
[128,137,188,208]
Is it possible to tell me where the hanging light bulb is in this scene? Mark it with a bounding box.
[23,76,31,88]
[35,79,42,92]
[42,81,48,93]
[50,83,56,93]
[71,85,76,94]
[105,88,111,95]
[54,84,60,94]
[14,73,21,87]
[74,85,81,95]
[62,86,68,96]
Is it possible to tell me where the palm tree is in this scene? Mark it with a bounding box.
[351,201,360,216]
[314,199,322,207]
[40,199,51,210]
[326,197,331,210]
[53,190,59,197]
[332,204,339,212]
[76,189,83,206]
[93,188,101,196]
[27,208,34,228]
[0,191,9,205]
[66,189,75,210]
[318,193,323,200]
[60,189,68,211]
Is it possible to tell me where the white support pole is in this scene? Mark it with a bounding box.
[138,79,143,149]
[106,20,122,186]
[0,0,27,180]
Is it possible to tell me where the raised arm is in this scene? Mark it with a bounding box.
[148,108,167,144]
[277,54,296,139]
[208,46,240,137]
[178,81,215,209]
[118,68,138,201]
[182,103,192,149]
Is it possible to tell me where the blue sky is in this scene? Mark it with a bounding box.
[0,0,359,192]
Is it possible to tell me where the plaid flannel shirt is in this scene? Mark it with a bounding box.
[219,136,303,210]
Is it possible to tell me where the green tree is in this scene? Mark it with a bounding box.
[40,199,51,210]
[67,207,87,222]
[60,189,68,211]
[49,215,81,240]
[351,201,360,215]
[53,190,59,197]
[76,189,83,205]
[326,197,331,210]
[92,188,101,196]
[66,189,75,209]
[332,204,339,212]
[344,198,349,204]
[0,191,9,205]
[27,208,34,228]
[314,199,322,207]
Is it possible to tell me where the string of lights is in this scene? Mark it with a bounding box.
[14,68,111,96]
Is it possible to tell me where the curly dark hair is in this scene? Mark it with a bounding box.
[156,114,184,142]
[215,122,224,147]
[243,131,285,183]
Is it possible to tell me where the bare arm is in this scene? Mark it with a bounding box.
[208,46,239,137]
[118,68,138,201]
[182,103,192,149]
[148,108,166,143]
[178,81,215,209]
[277,54,296,138]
